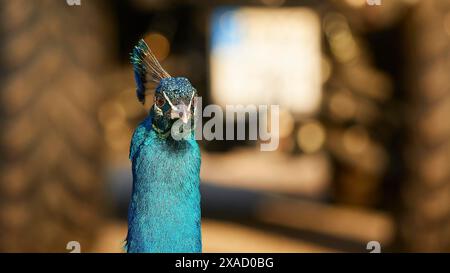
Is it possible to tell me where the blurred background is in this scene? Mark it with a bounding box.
[0,0,449,253]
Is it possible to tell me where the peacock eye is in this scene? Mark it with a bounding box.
[155,96,165,108]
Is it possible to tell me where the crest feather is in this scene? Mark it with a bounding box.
[130,39,171,104]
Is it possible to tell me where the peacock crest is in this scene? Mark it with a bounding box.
[130,39,171,104]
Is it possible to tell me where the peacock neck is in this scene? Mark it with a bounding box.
[150,107,173,139]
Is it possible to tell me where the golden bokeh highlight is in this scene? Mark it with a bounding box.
[144,32,171,61]
[343,126,369,155]
[344,0,366,8]
[329,91,356,121]
[323,13,359,63]
[297,121,326,153]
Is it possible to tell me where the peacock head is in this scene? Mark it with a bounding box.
[152,77,196,131]
[131,39,197,136]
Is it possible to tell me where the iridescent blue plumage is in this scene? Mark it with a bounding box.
[126,112,201,253]
[133,70,146,103]
[126,39,201,253]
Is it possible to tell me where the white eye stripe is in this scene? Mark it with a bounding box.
[188,91,195,110]
[162,91,196,110]
[162,91,177,110]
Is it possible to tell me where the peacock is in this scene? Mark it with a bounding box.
[125,39,202,253]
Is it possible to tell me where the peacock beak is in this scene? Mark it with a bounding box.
[171,105,191,124]
[181,112,190,124]
[179,110,190,124]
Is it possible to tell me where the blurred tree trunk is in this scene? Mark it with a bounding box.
[0,0,113,252]
[400,0,450,252]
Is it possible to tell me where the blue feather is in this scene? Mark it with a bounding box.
[133,69,146,104]
[130,40,150,104]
